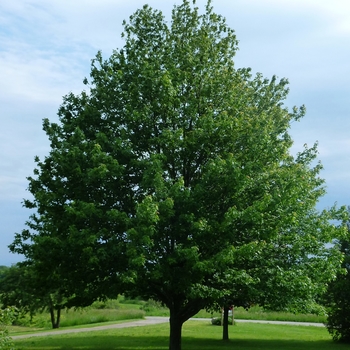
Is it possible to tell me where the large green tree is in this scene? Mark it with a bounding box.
[11,1,346,349]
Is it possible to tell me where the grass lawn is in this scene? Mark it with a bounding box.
[9,298,327,334]
[13,321,348,350]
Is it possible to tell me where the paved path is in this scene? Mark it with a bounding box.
[12,317,325,340]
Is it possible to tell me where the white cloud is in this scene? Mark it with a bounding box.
[0,50,80,103]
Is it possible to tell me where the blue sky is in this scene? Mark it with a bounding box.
[1,0,350,266]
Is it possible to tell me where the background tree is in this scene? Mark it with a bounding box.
[10,1,346,349]
[325,207,350,342]
[0,266,9,277]
[206,206,344,341]
[0,263,69,328]
[0,264,37,316]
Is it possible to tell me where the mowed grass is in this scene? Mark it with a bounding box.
[14,321,348,350]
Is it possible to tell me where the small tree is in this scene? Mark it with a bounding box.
[0,263,97,329]
[11,1,346,349]
[0,263,62,328]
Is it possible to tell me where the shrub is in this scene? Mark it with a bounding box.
[119,298,146,306]
[211,317,221,325]
[91,299,120,309]
[211,317,234,326]
[140,299,165,312]
[0,306,17,350]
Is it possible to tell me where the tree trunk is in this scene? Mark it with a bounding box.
[56,307,61,328]
[50,307,56,329]
[222,305,229,341]
[169,312,184,350]
[49,307,61,329]
[166,298,204,350]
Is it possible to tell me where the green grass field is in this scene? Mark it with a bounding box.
[8,298,326,335]
[13,321,347,350]
[6,297,336,350]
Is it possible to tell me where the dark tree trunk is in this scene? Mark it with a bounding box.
[49,306,61,329]
[56,307,61,328]
[222,305,229,341]
[169,313,184,350]
[165,297,205,350]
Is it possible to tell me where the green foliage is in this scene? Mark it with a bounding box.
[10,0,347,349]
[0,263,74,329]
[91,299,121,309]
[210,316,234,325]
[325,213,350,342]
[118,296,146,306]
[0,306,17,350]
[0,266,9,280]
[211,317,221,325]
[0,264,39,318]
[140,299,168,314]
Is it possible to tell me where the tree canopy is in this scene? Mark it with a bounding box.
[10,1,347,349]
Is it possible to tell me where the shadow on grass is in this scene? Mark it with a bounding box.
[14,334,349,350]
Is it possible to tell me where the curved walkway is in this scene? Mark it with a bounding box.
[12,316,325,340]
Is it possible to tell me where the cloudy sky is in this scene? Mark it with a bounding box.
[1,0,350,266]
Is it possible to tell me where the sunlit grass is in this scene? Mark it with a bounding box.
[14,321,347,350]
